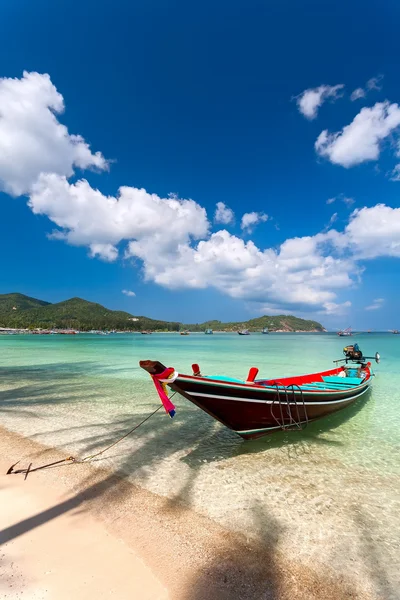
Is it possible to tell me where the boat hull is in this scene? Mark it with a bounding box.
[169,372,372,439]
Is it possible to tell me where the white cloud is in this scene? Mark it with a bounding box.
[326,194,355,206]
[315,102,400,167]
[327,212,338,226]
[296,84,344,120]
[241,211,268,231]
[121,203,400,314]
[389,141,400,181]
[90,243,119,262]
[339,204,400,258]
[350,88,366,102]
[4,70,400,318]
[365,298,384,311]
[350,76,383,102]
[29,173,209,260]
[321,301,352,316]
[124,228,356,315]
[367,76,383,91]
[214,201,234,224]
[322,213,340,234]
[21,178,400,314]
[390,164,400,181]
[122,289,136,297]
[0,71,108,196]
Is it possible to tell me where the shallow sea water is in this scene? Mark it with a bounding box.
[1,332,399,596]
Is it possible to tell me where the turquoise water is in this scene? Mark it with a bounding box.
[1,333,399,595]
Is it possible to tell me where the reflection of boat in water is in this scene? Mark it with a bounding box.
[338,326,352,337]
[141,344,380,440]
[237,329,250,335]
[205,329,213,335]
[262,327,269,334]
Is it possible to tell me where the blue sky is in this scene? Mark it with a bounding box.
[1,0,400,328]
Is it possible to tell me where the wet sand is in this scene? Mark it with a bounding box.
[0,426,382,600]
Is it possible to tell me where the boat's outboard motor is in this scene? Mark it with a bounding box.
[336,344,380,367]
[343,344,363,361]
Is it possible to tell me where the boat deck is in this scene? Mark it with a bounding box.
[204,374,365,391]
[294,375,364,391]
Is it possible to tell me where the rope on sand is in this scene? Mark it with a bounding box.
[78,404,163,463]
[6,394,176,478]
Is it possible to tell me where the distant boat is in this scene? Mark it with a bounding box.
[238,329,250,335]
[392,330,399,334]
[262,327,269,334]
[180,331,190,335]
[338,327,352,337]
[204,329,213,334]
[141,330,152,334]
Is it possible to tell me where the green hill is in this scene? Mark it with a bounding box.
[0,293,50,315]
[0,294,180,331]
[183,315,325,332]
[0,293,325,332]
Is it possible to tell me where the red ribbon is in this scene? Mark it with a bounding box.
[151,367,176,418]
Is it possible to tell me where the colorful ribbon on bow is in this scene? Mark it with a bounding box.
[150,367,177,418]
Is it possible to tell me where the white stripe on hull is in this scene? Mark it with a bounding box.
[184,385,370,407]
[237,422,310,434]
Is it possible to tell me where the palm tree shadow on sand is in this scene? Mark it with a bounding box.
[1,360,374,491]
[176,501,363,600]
[0,364,381,599]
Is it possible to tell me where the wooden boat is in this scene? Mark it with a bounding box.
[180,331,190,335]
[237,329,250,335]
[338,326,352,337]
[140,345,379,440]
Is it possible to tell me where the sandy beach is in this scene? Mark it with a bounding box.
[1,425,382,600]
